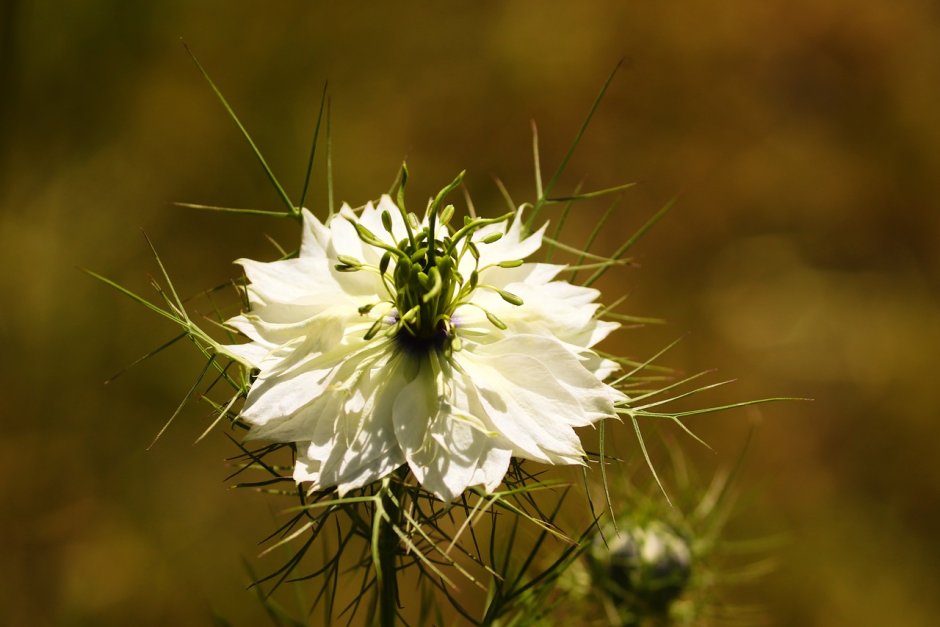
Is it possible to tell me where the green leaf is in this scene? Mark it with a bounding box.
[104,332,187,384]
[630,413,672,505]
[298,81,329,213]
[174,202,290,217]
[544,181,636,203]
[183,43,297,217]
[148,355,216,450]
[584,195,676,287]
[528,58,624,228]
[326,96,335,217]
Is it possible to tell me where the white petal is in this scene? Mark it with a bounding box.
[585,319,619,348]
[335,450,406,495]
[358,197,408,250]
[391,359,436,460]
[241,367,333,428]
[249,385,341,442]
[244,338,393,431]
[590,355,621,381]
[237,257,324,305]
[227,308,349,350]
[305,353,401,467]
[470,445,512,493]
[458,340,587,463]
[480,262,563,290]
[312,354,411,493]
[486,334,619,422]
[218,340,270,368]
[300,208,331,258]
[475,212,546,268]
[393,361,510,501]
[330,206,368,259]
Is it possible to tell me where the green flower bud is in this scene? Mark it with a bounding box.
[589,520,693,614]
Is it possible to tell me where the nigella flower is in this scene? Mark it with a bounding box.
[223,179,625,501]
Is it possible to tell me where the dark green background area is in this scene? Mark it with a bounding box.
[2,2,938,625]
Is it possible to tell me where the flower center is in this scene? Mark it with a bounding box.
[390,234,460,351]
[394,315,452,355]
[340,168,527,355]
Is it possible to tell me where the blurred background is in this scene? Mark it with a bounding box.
[2,1,939,625]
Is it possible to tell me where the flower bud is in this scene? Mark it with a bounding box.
[589,520,692,614]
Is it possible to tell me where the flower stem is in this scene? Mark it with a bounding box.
[377,472,404,627]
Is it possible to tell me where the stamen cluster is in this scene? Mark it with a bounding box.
[335,169,524,357]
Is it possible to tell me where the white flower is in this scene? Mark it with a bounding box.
[223,192,625,501]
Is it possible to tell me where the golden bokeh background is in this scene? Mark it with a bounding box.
[3,2,939,625]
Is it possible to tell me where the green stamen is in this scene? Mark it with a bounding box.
[349,173,526,353]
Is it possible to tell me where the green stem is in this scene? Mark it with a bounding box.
[378,473,404,627]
